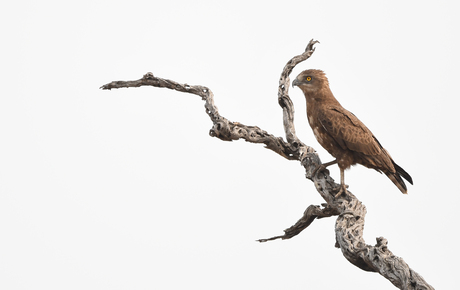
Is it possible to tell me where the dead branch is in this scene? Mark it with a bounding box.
[100,39,433,290]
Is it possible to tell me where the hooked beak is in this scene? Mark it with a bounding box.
[292,78,300,88]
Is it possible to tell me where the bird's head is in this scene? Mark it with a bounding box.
[292,69,329,94]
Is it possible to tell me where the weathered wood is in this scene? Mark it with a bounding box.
[101,72,299,160]
[100,39,433,290]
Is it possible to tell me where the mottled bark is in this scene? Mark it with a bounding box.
[100,39,433,290]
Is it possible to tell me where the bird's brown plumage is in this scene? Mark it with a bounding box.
[292,69,413,194]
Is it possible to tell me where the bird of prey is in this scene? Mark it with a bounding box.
[292,69,413,196]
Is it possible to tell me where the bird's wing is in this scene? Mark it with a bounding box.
[317,105,382,156]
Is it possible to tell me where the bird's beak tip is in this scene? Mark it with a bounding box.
[292,79,299,88]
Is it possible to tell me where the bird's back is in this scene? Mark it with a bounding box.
[308,102,390,169]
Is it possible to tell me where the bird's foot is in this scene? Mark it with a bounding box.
[311,160,337,178]
[334,184,348,198]
[311,164,326,177]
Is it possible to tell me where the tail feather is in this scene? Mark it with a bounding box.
[387,172,408,194]
[386,162,413,194]
[394,162,413,185]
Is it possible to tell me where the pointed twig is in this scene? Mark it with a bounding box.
[257,204,340,242]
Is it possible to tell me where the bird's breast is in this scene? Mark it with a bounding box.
[308,112,341,158]
[312,126,324,143]
[314,128,336,154]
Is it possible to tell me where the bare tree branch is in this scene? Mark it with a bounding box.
[101,72,299,160]
[257,203,340,242]
[100,39,433,290]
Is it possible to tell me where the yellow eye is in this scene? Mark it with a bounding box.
[306,76,312,82]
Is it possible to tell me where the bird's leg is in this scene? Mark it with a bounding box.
[311,160,348,198]
[334,169,348,198]
[311,159,338,177]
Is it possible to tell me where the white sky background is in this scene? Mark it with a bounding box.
[1,0,458,289]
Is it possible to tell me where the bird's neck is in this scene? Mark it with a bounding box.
[302,86,341,107]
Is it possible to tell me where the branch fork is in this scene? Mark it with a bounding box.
[100,39,433,290]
